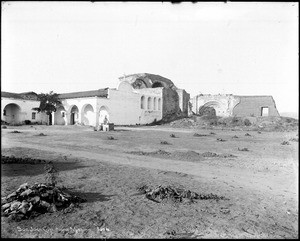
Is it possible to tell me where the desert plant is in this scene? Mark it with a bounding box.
[160,141,171,145]
[244,119,251,126]
[44,161,59,186]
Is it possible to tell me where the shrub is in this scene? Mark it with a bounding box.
[231,116,239,124]
[24,120,31,125]
[160,141,171,145]
[244,119,251,126]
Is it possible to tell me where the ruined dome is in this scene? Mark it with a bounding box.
[118,73,177,90]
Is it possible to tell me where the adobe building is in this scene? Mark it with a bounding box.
[1,92,48,125]
[191,94,280,117]
[1,73,190,126]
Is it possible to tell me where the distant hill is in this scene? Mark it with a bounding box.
[280,112,298,119]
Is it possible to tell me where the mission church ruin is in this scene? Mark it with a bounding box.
[1,73,279,126]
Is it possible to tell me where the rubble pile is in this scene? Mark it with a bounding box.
[137,185,228,203]
[1,155,47,164]
[1,183,86,221]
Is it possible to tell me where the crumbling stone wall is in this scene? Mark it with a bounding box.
[233,96,280,117]
[162,88,181,120]
[191,94,280,117]
[191,94,239,117]
[176,89,190,116]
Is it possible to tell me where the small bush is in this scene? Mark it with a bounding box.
[160,141,171,145]
[24,120,31,125]
[107,136,115,140]
[238,147,249,151]
[193,133,208,137]
[11,130,21,133]
[170,134,176,138]
[231,116,239,124]
[244,119,251,126]
[2,125,7,129]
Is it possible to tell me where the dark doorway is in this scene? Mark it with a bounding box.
[71,113,75,125]
[48,113,52,125]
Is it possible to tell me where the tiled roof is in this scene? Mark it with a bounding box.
[1,91,39,100]
[58,88,108,99]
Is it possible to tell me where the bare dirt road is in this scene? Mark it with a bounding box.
[1,125,298,238]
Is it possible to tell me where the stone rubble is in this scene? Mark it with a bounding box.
[1,183,86,222]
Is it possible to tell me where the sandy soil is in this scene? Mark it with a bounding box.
[1,124,298,238]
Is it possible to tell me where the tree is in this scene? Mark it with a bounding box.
[32,91,62,124]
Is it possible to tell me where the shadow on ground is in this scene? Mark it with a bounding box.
[67,191,115,203]
[1,162,89,177]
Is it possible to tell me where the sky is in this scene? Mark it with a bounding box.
[1,2,299,113]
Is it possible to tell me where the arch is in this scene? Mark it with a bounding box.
[81,104,95,126]
[132,79,149,89]
[153,97,157,110]
[54,106,66,125]
[158,98,161,110]
[199,101,224,116]
[68,105,79,125]
[141,96,145,109]
[3,103,21,124]
[152,82,164,88]
[147,97,152,110]
[99,105,109,124]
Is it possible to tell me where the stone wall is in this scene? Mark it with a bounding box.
[162,88,181,120]
[176,89,190,116]
[233,96,280,117]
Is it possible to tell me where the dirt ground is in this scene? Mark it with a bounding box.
[1,124,298,238]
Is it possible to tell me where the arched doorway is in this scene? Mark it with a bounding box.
[99,106,109,124]
[199,101,224,117]
[69,105,79,125]
[54,106,66,125]
[81,104,95,126]
[3,103,21,124]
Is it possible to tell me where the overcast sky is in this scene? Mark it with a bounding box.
[1,2,298,113]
